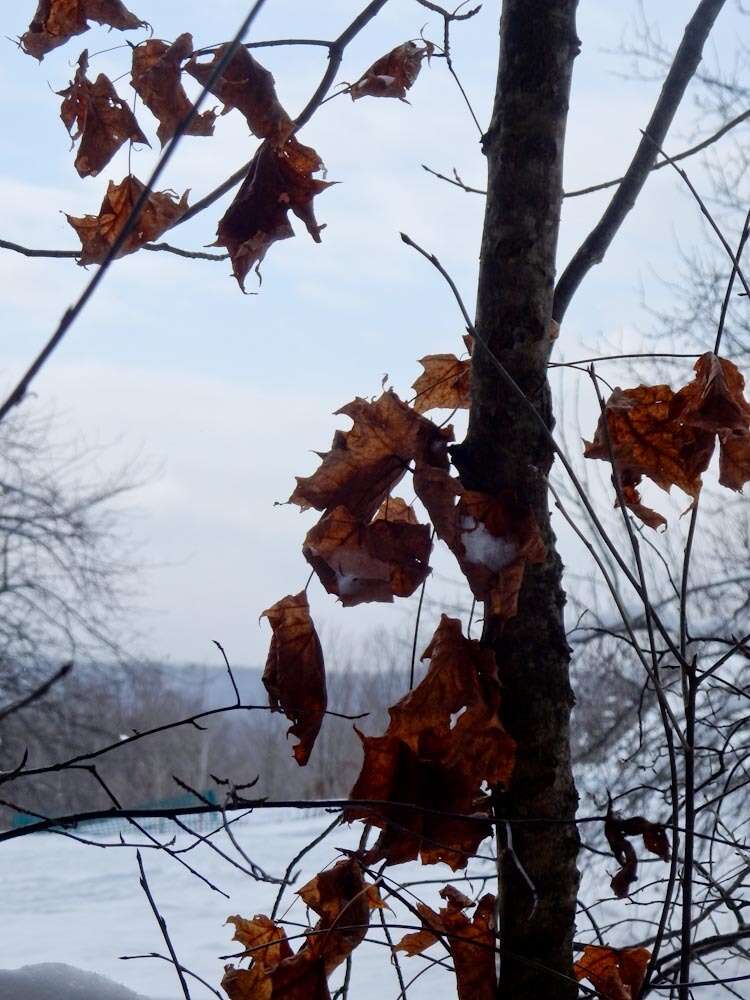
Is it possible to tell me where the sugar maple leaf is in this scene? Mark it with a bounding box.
[21,0,146,60]
[413,465,545,620]
[227,915,292,969]
[222,954,329,1000]
[574,945,651,1000]
[585,354,750,525]
[604,802,670,898]
[58,50,149,177]
[290,391,452,522]
[131,33,217,146]
[671,351,750,433]
[347,615,514,869]
[397,889,496,1000]
[348,41,433,101]
[261,592,327,766]
[412,353,471,414]
[185,45,292,141]
[66,175,188,264]
[215,137,333,289]
[222,860,380,999]
[297,858,384,974]
[302,501,431,606]
[584,384,715,528]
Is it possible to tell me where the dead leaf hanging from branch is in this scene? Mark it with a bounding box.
[412,353,471,414]
[214,137,333,289]
[302,500,432,606]
[131,33,217,146]
[66,175,189,264]
[574,944,651,1000]
[185,45,292,141]
[396,887,496,1000]
[585,353,750,526]
[21,0,147,60]
[347,615,514,869]
[58,50,149,177]
[290,391,452,521]
[348,41,433,102]
[261,591,327,766]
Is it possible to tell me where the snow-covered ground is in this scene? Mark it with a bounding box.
[1,810,487,999]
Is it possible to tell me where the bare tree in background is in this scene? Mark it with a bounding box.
[0,405,142,719]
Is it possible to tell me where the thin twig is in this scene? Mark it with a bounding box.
[136,850,192,1000]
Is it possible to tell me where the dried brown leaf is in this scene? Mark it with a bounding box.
[719,428,750,490]
[215,137,333,289]
[66,174,188,264]
[290,391,452,522]
[261,592,326,766]
[584,384,715,527]
[58,50,149,176]
[413,465,545,620]
[222,954,329,1000]
[227,915,292,969]
[186,45,292,141]
[348,41,433,101]
[412,354,471,414]
[131,33,216,146]
[574,945,651,1000]
[671,352,750,433]
[21,0,146,60]
[605,803,670,898]
[302,504,431,606]
[297,858,382,974]
[347,616,513,869]
[396,890,496,1000]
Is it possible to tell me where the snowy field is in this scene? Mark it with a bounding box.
[1,810,491,999]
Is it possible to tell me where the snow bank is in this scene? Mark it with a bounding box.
[0,963,148,1000]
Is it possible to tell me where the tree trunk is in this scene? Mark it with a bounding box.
[451,2,581,996]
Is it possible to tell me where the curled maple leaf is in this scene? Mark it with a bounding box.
[411,353,471,414]
[185,45,292,141]
[131,33,217,146]
[413,465,545,620]
[21,0,147,60]
[290,391,452,522]
[215,137,333,289]
[585,353,750,526]
[227,914,292,969]
[584,384,714,528]
[302,500,432,606]
[58,50,149,177]
[347,615,514,869]
[348,41,433,102]
[397,889,496,1000]
[574,944,651,1000]
[261,592,327,766]
[222,859,380,999]
[297,858,384,974]
[671,351,750,433]
[66,175,188,264]
[604,801,670,898]
[222,953,329,1000]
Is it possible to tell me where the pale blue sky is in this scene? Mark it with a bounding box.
[0,1,741,666]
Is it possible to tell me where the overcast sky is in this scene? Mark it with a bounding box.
[0,0,742,668]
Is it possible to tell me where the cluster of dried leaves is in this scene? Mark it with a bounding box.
[222,858,384,999]
[19,2,433,278]
[586,352,750,527]
[246,347,555,991]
